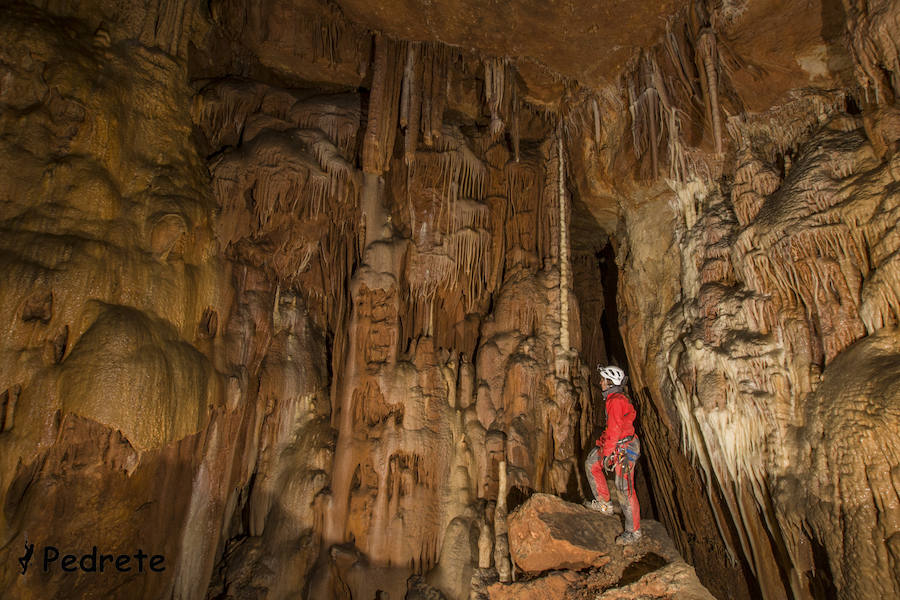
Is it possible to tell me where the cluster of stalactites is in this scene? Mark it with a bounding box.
[363,34,407,175]
[196,79,364,331]
[663,179,784,574]
[725,91,847,166]
[483,57,522,161]
[404,127,493,319]
[660,92,900,586]
[400,42,456,166]
[666,126,880,488]
[628,50,684,181]
[311,0,347,65]
[730,148,782,226]
[621,3,750,183]
[448,200,494,312]
[193,80,362,157]
[843,0,900,106]
[410,126,487,231]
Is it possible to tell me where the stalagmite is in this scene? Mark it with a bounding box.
[477,521,493,569]
[558,132,571,356]
[493,460,512,583]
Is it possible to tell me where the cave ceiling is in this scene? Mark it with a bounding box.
[334,0,685,90]
[328,0,854,243]
[332,0,853,109]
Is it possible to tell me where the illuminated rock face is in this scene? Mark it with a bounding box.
[619,87,900,600]
[1,1,900,599]
[493,494,716,600]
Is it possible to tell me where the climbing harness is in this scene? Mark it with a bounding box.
[614,435,639,474]
[602,453,616,472]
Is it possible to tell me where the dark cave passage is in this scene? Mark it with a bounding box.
[598,240,628,371]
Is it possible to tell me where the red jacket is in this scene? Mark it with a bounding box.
[597,392,635,457]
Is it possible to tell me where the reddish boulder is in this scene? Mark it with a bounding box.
[487,571,581,600]
[507,493,618,573]
[496,494,716,600]
[596,562,716,600]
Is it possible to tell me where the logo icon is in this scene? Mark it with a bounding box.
[19,534,35,575]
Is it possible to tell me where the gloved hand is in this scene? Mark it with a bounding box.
[602,454,616,472]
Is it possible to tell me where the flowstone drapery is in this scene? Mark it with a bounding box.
[2,1,900,599]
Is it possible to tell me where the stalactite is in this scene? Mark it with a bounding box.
[512,83,521,163]
[400,44,415,128]
[404,46,423,167]
[312,2,344,64]
[421,44,435,147]
[429,45,450,144]
[362,34,405,174]
[484,57,507,139]
[696,29,723,154]
[649,87,660,177]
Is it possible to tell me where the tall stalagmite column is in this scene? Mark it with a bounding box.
[558,132,571,358]
[323,34,405,551]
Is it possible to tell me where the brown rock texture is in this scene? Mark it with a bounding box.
[487,571,580,600]
[595,563,717,600]
[489,494,714,600]
[508,493,616,573]
[1,0,900,599]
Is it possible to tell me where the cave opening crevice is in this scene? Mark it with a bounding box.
[598,240,659,523]
[597,240,628,370]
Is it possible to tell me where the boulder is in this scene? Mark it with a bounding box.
[507,493,619,573]
[596,562,716,600]
[490,494,716,600]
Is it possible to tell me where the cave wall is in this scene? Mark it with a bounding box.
[620,103,900,599]
[610,2,900,599]
[0,2,593,599]
[1,0,899,599]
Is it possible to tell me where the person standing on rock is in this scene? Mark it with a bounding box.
[584,365,642,544]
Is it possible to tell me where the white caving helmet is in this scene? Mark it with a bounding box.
[597,365,625,386]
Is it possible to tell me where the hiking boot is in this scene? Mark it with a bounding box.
[615,529,643,545]
[584,499,615,515]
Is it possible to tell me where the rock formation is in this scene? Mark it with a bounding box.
[485,493,716,600]
[0,0,898,599]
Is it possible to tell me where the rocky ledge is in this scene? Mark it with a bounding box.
[483,493,716,600]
